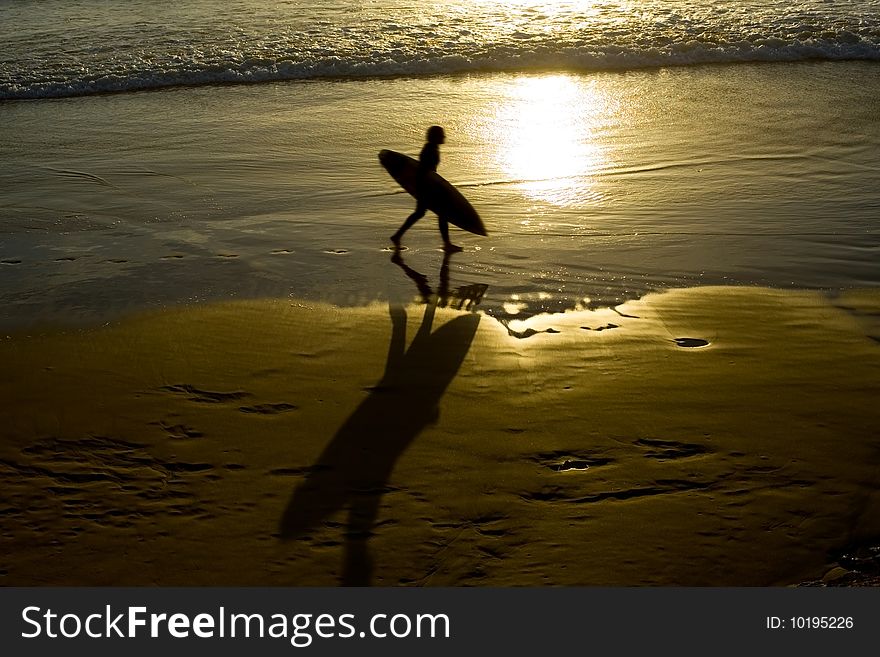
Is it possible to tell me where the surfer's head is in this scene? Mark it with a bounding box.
[426,125,446,144]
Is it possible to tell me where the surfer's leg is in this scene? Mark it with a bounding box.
[342,496,381,586]
[439,217,462,252]
[391,204,426,246]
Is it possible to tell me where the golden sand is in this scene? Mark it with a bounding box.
[2,287,879,585]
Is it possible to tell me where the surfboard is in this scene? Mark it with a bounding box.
[379,149,487,236]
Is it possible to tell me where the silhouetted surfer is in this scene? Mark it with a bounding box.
[390,126,462,253]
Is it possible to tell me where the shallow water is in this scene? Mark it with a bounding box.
[2,61,878,327]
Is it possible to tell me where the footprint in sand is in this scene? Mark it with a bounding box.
[104,258,128,264]
[530,450,613,472]
[552,459,591,472]
[238,403,298,415]
[672,337,710,348]
[155,421,203,440]
[160,384,251,404]
[323,248,349,255]
[634,437,710,460]
[216,253,239,258]
[55,256,78,262]
[161,254,185,260]
[271,249,294,255]
[1,259,22,265]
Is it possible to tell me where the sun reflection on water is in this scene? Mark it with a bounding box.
[484,74,617,206]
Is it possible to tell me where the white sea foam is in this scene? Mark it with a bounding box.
[1,0,879,100]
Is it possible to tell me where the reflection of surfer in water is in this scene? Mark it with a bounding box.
[392,249,487,311]
[390,125,462,253]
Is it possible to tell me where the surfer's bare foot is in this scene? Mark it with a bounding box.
[443,242,463,253]
[390,234,402,249]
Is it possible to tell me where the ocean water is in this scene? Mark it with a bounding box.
[1,1,879,327]
[3,0,880,100]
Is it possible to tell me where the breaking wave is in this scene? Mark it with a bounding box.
[2,0,879,100]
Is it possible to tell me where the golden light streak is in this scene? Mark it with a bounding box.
[486,74,615,206]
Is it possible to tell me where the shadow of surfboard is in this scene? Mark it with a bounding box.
[279,253,485,585]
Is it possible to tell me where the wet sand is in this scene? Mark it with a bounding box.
[3,63,880,329]
[2,285,879,586]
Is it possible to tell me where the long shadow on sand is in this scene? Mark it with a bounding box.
[279,251,486,585]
